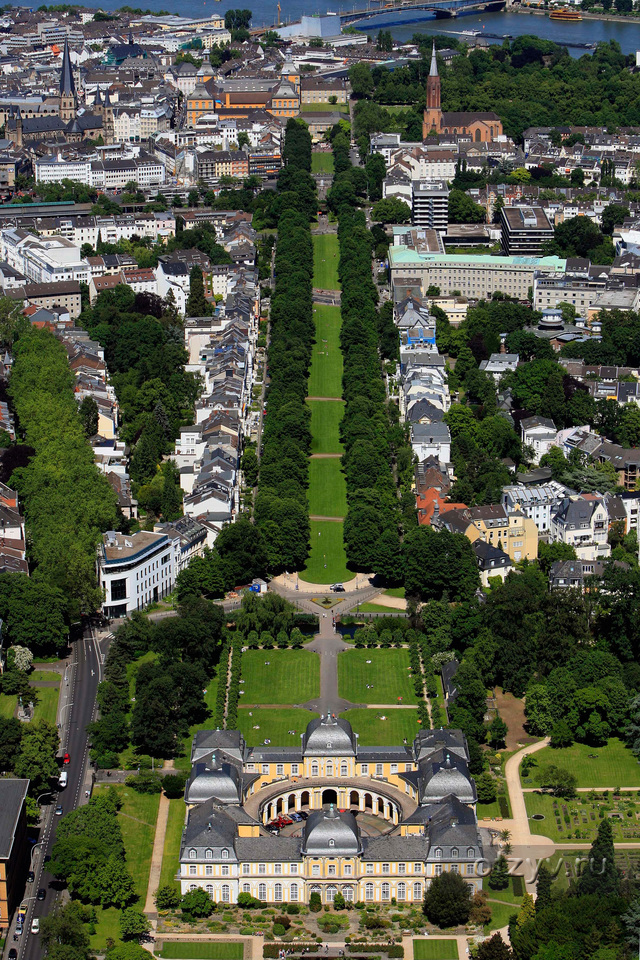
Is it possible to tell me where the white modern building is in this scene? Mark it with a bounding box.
[97,529,175,619]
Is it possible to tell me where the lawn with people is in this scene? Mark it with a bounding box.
[338,648,419,704]
[299,520,351,584]
[308,304,343,398]
[237,707,320,747]
[308,457,347,518]
[522,738,640,788]
[309,399,344,454]
[339,708,420,746]
[313,233,341,290]
[240,649,320,704]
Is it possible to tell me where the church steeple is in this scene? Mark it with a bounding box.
[59,38,77,122]
[423,41,441,140]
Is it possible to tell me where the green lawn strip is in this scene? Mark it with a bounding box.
[308,457,347,518]
[313,233,340,290]
[90,786,160,948]
[486,900,518,931]
[31,670,61,683]
[338,648,418,704]
[484,877,525,907]
[413,940,459,960]
[305,102,348,113]
[32,685,60,726]
[300,520,351,584]
[311,152,335,173]
[237,707,319,747]
[339,708,420,746]
[350,602,404,614]
[383,587,405,599]
[159,942,244,960]
[174,676,219,771]
[0,694,16,719]
[309,400,344,454]
[476,800,504,820]
[159,798,186,891]
[308,304,343,398]
[241,649,320,704]
[89,906,120,952]
[525,738,640,788]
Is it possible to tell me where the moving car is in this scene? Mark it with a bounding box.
[31,919,39,934]
[55,804,63,816]
[27,871,34,883]
[63,753,70,764]
[8,948,17,959]
[37,889,46,902]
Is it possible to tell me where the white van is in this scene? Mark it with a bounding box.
[58,771,68,788]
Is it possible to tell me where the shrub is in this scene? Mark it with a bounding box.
[162,773,187,799]
[310,892,322,912]
[125,771,162,793]
[363,916,390,929]
[155,884,180,910]
[274,915,291,930]
[286,904,300,915]
[273,924,286,937]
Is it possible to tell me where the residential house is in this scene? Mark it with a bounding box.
[520,416,557,463]
[550,496,610,561]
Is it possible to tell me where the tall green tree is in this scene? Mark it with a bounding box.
[185,265,207,316]
[578,818,619,896]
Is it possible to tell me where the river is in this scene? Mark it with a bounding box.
[19,0,640,55]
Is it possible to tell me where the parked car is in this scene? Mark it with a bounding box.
[37,889,46,902]
[278,816,293,826]
[298,810,309,820]
[27,871,34,883]
[330,583,345,592]
[63,753,70,764]
[55,804,63,816]
[289,812,303,822]
[8,947,17,959]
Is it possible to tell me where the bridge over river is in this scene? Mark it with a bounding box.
[251,0,505,33]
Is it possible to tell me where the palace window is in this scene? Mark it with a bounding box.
[467,864,475,875]
[398,863,406,875]
[413,882,422,900]
[291,864,298,874]
[205,849,213,860]
[381,883,390,900]
[391,764,398,774]
[243,864,250,875]
[222,849,229,859]
[259,864,266,875]
[344,864,352,876]
[206,885,214,896]
[414,863,422,873]
[312,865,320,877]
[434,848,442,859]
[366,863,374,874]
[277,764,284,776]
[292,764,299,775]
[291,883,298,901]
[365,883,374,901]
[259,884,267,900]
[435,865,442,876]
[328,864,336,876]
[275,864,282,875]
[341,762,348,776]
[262,764,269,775]
[222,866,229,877]
[382,864,390,875]
[451,848,458,858]
[312,763,319,776]
[189,849,196,859]
[361,764,369,774]
[397,883,406,901]
[274,883,283,901]
[376,764,383,775]
[205,866,213,877]
[189,866,197,876]
[243,883,251,894]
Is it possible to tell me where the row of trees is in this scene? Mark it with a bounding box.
[254,119,316,574]
[9,326,119,617]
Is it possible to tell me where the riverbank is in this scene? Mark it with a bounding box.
[515,4,640,25]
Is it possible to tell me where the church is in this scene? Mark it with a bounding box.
[178,715,488,906]
[422,44,502,143]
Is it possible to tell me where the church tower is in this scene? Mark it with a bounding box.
[102,87,114,144]
[59,39,77,122]
[422,43,441,140]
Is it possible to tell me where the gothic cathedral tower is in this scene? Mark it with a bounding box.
[59,39,77,123]
[422,43,441,140]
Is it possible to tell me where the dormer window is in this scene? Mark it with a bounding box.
[222,849,229,859]
[434,848,442,859]
[329,839,335,847]
[451,848,458,858]
[326,742,332,749]
[189,849,196,859]
[205,849,213,860]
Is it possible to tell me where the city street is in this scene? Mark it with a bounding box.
[15,621,108,960]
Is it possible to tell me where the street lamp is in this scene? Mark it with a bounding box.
[58,701,74,728]
[35,792,52,806]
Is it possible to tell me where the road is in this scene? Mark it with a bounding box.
[17,622,106,960]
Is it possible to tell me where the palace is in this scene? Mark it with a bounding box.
[178,715,488,906]
[422,44,503,143]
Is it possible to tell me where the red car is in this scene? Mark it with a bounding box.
[63,753,70,764]
[277,816,293,826]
